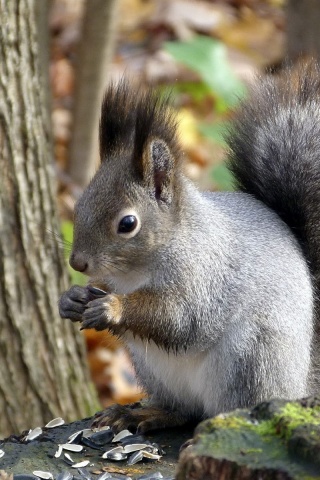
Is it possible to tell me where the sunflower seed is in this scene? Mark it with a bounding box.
[96,474,112,480]
[64,453,74,464]
[123,443,151,454]
[119,434,146,446]
[77,467,91,479]
[87,286,108,296]
[14,476,39,480]
[26,427,43,441]
[101,446,124,458]
[112,430,132,442]
[127,450,144,465]
[90,429,114,445]
[105,451,127,461]
[61,443,83,452]
[45,417,65,428]
[67,430,84,443]
[54,445,63,458]
[141,450,162,460]
[33,471,53,480]
[81,436,103,450]
[0,449,4,458]
[71,461,90,468]
[56,472,73,480]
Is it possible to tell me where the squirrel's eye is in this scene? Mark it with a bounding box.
[118,215,138,234]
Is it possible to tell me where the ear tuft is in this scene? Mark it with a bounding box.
[145,139,174,204]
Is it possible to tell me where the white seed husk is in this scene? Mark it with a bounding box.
[60,443,83,452]
[45,417,65,428]
[112,429,132,442]
[54,445,63,458]
[64,453,74,463]
[68,428,92,442]
[101,446,124,459]
[123,443,151,454]
[33,471,53,479]
[0,450,4,458]
[26,427,43,441]
[141,450,162,460]
[71,460,90,468]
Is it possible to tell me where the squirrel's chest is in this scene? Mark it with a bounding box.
[125,336,208,412]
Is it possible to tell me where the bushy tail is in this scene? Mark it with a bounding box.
[227,63,320,332]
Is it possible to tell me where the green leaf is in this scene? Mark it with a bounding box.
[211,164,235,191]
[165,36,246,111]
[61,220,86,286]
[199,121,232,146]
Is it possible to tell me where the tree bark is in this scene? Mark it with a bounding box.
[0,0,99,437]
[287,0,320,61]
[68,0,118,189]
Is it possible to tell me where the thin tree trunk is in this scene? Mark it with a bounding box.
[287,0,320,61]
[68,0,118,189]
[0,0,99,437]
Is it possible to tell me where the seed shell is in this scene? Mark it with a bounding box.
[14,476,39,480]
[137,473,163,480]
[67,430,84,444]
[26,427,43,441]
[56,472,73,480]
[77,467,91,480]
[33,471,53,480]
[45,417,65,428]
[127,450,143,465]
[90,429,114,445]
[96,474,113,480]
[112,430,132,442]
[141,450,161,460]
[0,449,4,458]
[64,453,74,464]
[71,460,90,468]
[54,445,63,458]
[61,443,83,452]
[102,446,124,459]
[106,451,127,461]
[123,443,151,454]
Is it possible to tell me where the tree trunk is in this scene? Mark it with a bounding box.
[287,0,320,61]
[68,0,118,189]
[0,0,99,438]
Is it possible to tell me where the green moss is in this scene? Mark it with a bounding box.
[274,402,320,440]
[192,401,320,479]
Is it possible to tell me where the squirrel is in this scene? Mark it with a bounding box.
[59,64,320,434]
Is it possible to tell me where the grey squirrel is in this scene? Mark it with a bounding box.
[59,64,320,433]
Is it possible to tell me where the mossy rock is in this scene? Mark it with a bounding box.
[177,396,320,479]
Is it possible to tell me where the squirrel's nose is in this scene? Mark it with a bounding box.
[69,252,88,273]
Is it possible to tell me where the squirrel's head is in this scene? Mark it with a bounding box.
[70,81,184,294]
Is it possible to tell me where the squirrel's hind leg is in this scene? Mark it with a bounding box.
[91,401,190,434]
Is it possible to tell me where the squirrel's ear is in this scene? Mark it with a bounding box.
[142,138,174,204]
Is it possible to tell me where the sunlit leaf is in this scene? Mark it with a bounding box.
[165,36,246,111]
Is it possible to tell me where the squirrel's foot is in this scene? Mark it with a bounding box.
[59,285,90,322]
[91,402,188,434]
[81,294,123,332]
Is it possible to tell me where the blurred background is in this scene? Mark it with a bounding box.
[1,0,319,437]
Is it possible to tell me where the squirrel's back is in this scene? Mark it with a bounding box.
[227,63,320,335]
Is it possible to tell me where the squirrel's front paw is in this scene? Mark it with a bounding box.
[81,294,123,331]
[59,285,90,322]
[92,403,189,434]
